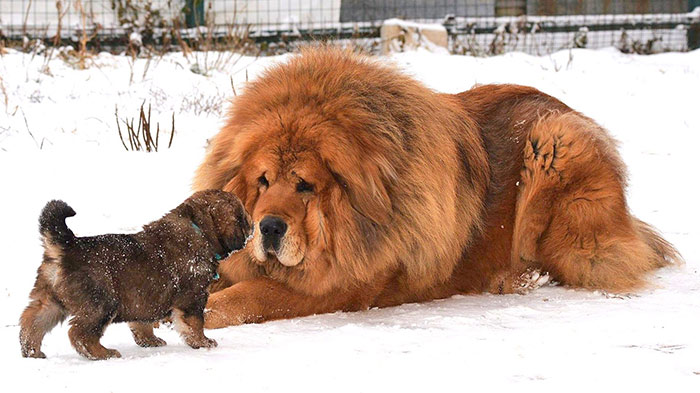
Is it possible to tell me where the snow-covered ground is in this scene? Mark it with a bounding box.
[1,47,699,391]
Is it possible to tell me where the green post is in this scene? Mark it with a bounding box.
[690,1,700,50]
[185,0,205,28]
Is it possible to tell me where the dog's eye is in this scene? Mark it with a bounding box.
[258,175,269,187]
[296,179,314,193]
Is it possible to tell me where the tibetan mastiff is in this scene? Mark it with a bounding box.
[20,190,250,359]
[195,48,680,328]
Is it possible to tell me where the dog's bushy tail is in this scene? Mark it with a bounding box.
[39,200,76,246]
[633,217,683,268]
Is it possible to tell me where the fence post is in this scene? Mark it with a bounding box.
[690,1,700,50]
[495,0,527,17]
[185,0,205,28]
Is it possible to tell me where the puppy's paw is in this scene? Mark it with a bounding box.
[201,338,218,348]
[21,347,46,359]
[129,322,167,348]
[135,336,167,348]
[87,348,122,361]
[187,337,218,349]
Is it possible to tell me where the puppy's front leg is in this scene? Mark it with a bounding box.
[172,308,217,349]
[128,322,166,347]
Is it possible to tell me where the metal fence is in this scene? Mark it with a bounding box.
[1,1,699,54]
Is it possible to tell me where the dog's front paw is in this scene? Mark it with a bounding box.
[203,307,238,329]
[203,307,247,329]
[203,291,248,329]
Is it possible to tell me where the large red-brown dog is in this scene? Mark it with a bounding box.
[195,48,680,328]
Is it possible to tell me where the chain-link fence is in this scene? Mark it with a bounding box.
[1,1,699,54]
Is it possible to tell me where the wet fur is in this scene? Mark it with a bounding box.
[19,190,250,359]
[195,48,681,328]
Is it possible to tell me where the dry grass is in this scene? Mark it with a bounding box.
[115,102,175,152]
[5,0,254,73]
[174,3,255,76]
[0,75,15,115]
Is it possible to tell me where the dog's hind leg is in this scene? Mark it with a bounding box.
[19,289,67,358]
[128,322,166,347]
[513,112,679,292]
[68,310,121,360]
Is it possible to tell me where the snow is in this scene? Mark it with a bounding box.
[1,47,699,391]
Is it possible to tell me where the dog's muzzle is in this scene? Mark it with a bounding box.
[259,215,287,252]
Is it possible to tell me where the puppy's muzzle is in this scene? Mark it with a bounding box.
[224,211,253,253]
[260,215,287,252]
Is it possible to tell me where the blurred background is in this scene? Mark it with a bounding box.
[1,0,699,55]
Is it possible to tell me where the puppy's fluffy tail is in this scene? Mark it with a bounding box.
[39,200,76,246]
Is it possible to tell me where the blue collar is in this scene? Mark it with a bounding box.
[192,222,222,280]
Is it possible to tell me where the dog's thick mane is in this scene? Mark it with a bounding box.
[196,48,492,294]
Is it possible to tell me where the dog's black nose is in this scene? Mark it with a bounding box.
[260,216,287,251]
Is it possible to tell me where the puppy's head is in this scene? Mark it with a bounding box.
[184,190,252,255]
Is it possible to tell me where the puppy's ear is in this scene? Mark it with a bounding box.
[183,197,217,234]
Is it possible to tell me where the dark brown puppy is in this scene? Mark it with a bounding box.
[19,190,251,360]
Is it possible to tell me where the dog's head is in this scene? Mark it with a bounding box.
[195,49,430,290]
[184,190,252,256]
[219,121,395,273]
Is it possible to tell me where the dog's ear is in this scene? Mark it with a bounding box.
[195,125,257,203]
[327,160,393,227]
[222,171,250,209]
[194,121,247,192]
